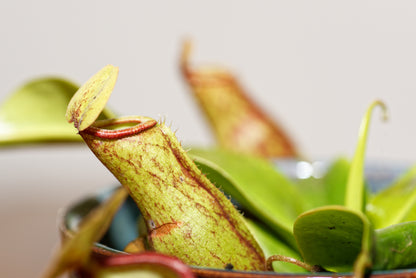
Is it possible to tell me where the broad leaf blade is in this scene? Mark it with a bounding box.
[367,164,416,229]
[0,77,115,145]
[373,221,416,270]
[245,218,306,273]
[293,206,373,275]
[190,147,306,248]
[295,157,350,210]
[324,157,351,206]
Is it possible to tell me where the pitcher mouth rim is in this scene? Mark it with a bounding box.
[81,116,157,139]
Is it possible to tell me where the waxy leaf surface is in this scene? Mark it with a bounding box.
[324,157,351,206]
[0,78,114,145]
[373,221,416,270]
[189,147,305,248]
[367,164,416,229]
[294,157,350,210]
[293,206,373,274]
[245,219,306,273]
[294,101,385,277]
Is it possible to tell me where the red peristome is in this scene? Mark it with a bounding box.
[99,252,195,278]
[82,117,157,139]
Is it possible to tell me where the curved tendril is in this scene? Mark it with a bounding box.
[81,117,157,139]
[345,100,388,212]
[266,255,322,272]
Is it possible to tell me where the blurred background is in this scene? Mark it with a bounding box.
[2,1,416,277]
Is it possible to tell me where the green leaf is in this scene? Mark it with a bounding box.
[189,147,306,248]
[245,218,307,273]
[293,206,373,275]
[0,77,115,145]
[293,101,387,276]
[325,157,351,206]
[345,100,387,212]
[66,65,118,131]
[367,164,416,229]
[373,221,416,270]
[42,187,128,278]
[295,157,350,210]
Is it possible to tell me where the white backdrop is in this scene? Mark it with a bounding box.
[2,1,416,160]
[1,1,416,277]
